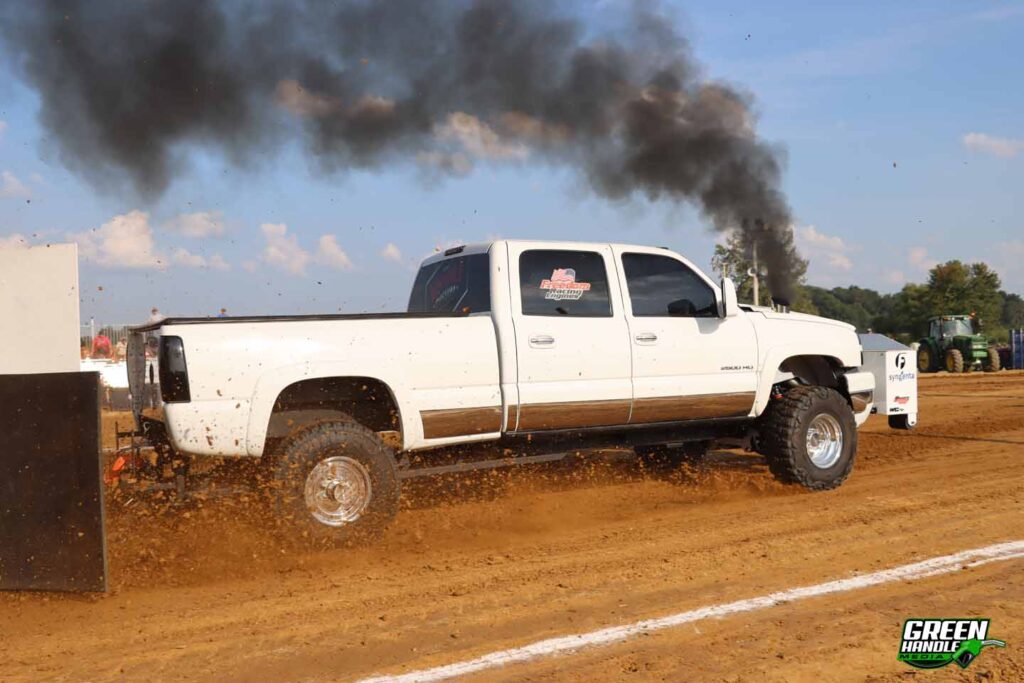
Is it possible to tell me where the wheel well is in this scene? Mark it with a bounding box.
[266,377,400,449]
[778,355,843,390]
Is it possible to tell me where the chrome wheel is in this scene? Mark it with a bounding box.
[304,456,372,526]
[806,413,844,469]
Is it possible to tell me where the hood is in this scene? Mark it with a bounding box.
[744,306,856,331]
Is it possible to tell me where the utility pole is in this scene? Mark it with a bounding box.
[747,242,760,307]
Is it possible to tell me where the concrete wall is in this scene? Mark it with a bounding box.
[0,243,80,375]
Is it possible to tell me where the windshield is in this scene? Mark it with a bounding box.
[941,319,973,337]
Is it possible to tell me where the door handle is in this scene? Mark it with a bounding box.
[634,333,658,343]
[529,334,555,347]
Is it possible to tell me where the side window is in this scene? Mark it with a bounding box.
[519,249,612,317]
[621,253,718,318]
[407,254,491,313]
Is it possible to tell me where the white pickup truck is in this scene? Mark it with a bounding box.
[128,240,916,544]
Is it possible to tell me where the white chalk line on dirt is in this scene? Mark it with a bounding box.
[357,540,1024,683]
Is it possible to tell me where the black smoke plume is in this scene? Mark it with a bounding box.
[2,0,797,297]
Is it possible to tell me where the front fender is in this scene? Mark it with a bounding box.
[754,341,861,416]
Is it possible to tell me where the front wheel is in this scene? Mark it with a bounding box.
[945,349,965,373]
[760,386,857,490]
[269,419,400,547]
[984,348,1001,372]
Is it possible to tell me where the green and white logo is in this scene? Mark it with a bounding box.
[898,619,1006,669]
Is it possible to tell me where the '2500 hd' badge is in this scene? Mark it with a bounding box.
[898,619,1005,669]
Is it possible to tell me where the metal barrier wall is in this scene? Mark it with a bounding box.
[0,372,107,592]
[1012,329,1024,370]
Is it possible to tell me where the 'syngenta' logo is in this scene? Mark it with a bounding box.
[895,353,907,370]
[898,619,1005,669]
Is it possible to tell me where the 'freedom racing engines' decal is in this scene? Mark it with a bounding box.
[540,268,591,301]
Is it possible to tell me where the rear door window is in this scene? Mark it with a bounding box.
[407,254,491,313]
[519,249,612,317]
[621,253,718,317]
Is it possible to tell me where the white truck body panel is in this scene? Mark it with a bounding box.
[505,242,633,426]
[129,239,904,459]
[609,244,760,411]
[160,315,501,455]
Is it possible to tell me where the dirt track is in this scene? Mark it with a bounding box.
[2,372,1023,681]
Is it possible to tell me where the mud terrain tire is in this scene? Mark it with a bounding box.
[761,386,857,491]
[945,348,965,374]
[984,347,1001,372]
[269,419,400,547]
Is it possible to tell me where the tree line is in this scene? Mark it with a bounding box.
[713,232,1023,343]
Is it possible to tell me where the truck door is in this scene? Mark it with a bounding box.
[613,247,758,422]
[507,244,633,431]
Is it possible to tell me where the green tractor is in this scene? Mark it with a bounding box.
[916,315,1000,373]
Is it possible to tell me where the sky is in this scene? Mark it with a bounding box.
[0,0,1022,324]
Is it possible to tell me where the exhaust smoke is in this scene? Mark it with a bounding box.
[2,0,797,297]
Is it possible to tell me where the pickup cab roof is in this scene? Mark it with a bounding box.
[418,239,677,267]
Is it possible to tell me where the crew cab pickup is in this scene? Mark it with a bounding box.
[128,240,914,543]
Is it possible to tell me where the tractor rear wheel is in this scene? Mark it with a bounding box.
[984,348,1001,372]
[917,345,938,373]
[945,349,965,373]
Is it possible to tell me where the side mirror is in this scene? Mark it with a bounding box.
[720,278,740,318]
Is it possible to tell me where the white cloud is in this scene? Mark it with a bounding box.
[166,211,226,238]
[799,225,847,251]
[260,223,309,275]
[171,248,231,270]
[826,252,854,270]
[884,270,906,286]
[380,242,403,263]
[241,260,258,273]
[68,210,165,269]
[207,254,231,271]
[0,233,30,249]
[172,247,206,268]
[438,113,529,161]
[907,246,936,272]
[962,132,1024,159]
[316,234,354,270]
[0,171,31,199]
[990,240,1024,292]
[796,225,855,273]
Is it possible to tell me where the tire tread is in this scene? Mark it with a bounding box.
[761,386,856,491]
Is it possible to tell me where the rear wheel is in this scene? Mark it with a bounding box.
[636,441,710,475]
[760,386,857,490]
[917,344,938,373]
[945,349,965,374]
[269,418,400,547]
[984,348,1001,372]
